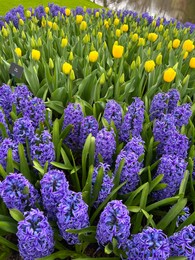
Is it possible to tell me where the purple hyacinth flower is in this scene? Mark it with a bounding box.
[149,92,169,121]
[125,227,170,260]
[13,117,35,144]
[17,209,54,260]
[0,84,13,119]
[96,200,131,247]
[0,138,19,169]
[167,89,180,113]
[23,97,46,128]
[103,100,122,130]
[63,103,84,151]
[120,97,144,143]
[114,150,141,195]
[13,85,32,114]
[34,5,46,19]
[176,207,190,227]
[95,128,116,165]
[40,169,69,220]
[123,136,145,158]
[0,173,40,212]
[169,224,195,258]
[30,130,55,167]
[173,103,192,128]
[79,116,98,148]
[153,155,187,201]
[91,163,114,208]
[163,131,189,159]
[0,110,9,142]
[57,191,89,245]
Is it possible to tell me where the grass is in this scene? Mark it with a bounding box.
[0,0,102,16]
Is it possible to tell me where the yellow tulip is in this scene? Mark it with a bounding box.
[148,33,158,42]
[158,24,164,31]
[97,32,102,39]
[69,52,74,61]
[95,12,100,18]
[138,38,145,46]
[163,68,176,83]
[132,33,138,42]
[183,51,189,60]
[121,24,128,32]
[80,21,87,31]
[49,58,54,69]
[76,15,83,24]
[83,34,90,44]
[144,60,155,72]
[15,48,22,57]
[189,57,195,69]
[52,22,58,30]
[115,29,121,37]
[62,62,72,74]
[61,38,68,47]
[45,7,49,14]
[112,44,124,58]
[89,51,98,63]
[26,10,31,18]
[104,20,109,29]
[47,21,53,28]
[65,8,71,16]
[114,18,120,26]
[182,39,194,52]
[32,49,41,61]
[19,19,24,26]
[172,39,180,49]
[42,20,46,27]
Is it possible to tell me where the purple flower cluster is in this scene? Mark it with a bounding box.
[114,150,141,195]
[96,200,131,247]
[91,163,114,208]
[13,85,32,114]
[17,209,54,260]
[40,169,69,219]
[30,130,55,167]
[48,3,65,16]
[13,117,35,144]
[4,5,25,28]
[34,5,46,19]
[123,136,145,157]
[0,138,19,168]
[79,116,98,148]
[0,173,40,212]
[169,224,195,258]
[125,227,170,260]
[120,98,144,143]
[176,207,190,227]
[153,155,187,200]
[103,100,122,130]
[95,128,116,165]
[173,104,192,128]
[0,84,13,119]
[57,191,89,245]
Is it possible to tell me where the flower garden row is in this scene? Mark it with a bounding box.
[0,3,195,260]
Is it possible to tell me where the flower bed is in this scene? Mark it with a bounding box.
[0,4,195,260]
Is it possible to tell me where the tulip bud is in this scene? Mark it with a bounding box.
[136,56,141,67]
[156,53,162,65]
[107,68,112,77]
[119,73,125,84]
[69,51,74,61]
[70,69,75,80]
[156,42,162,50]
[131,60,136,70]
[31,36,36,48]
[100,73,106,85]
[49,58,54,69]
[182,74,190,85]
[167,41,172,50]
[21,31,26,39]
[37,37,42,47]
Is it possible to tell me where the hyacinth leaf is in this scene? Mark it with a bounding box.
[105,243,113,255]
[45,100,64,114]
[0,123,8,139]
[10,111,18,122]
[0,221,17,234]
[82,134,92,188]
[157,198,187,230]
[78,233,96,243]
[6,149,14,174]
[90,167,104,206]
[74,258,120,260]
[33,160,44,175]
[145,136,154,166]
[152,183,167,192]
[18,143,32,183]
[178,170,189,197]
[148,174,164,193]
[125,182,149,206]
[66,226,96,234]
[168,257,187,260]
[69,149,81,191]
[90,181,126,225]
[82,165,94,205]
[127,206,141,213]
[146,196,180,212]
[141,209,156,228]
[0,164,7,179]
[52,119,60,153]
[9,209,24,222]
[59,124,73,141]
[61,148,73,169]
[0,236,18,251]
[37,249,86,260]
[112,158,125,200]
[88,136,95,167]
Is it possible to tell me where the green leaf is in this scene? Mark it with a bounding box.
[178,170,189,197]
[50,161,72,171]
[82,165,94,205]
[149,174,164,193]
[37,250,86,260]
[112,158,125,200]
[145,137,154,166]
[45,100,64,114]
[61,148,73,169]
[104,243,113,255]
[52,119,60,152]
[0,122,8,139]
[89,136,95,167]
[6,148,14,173]
[141,209,156,228]
[125,182,149,206]
[59,125,73,141]
[0,164,7,178]
[66,226,96,234]
[146,196,180,212]
[9,209,24,222]
[82,134,92,188]
[127,206,141,213]
[18,143,32,183]
[167,257,187,260]
[0,221,17,234]
[0,236,18,251]
[157,198,187,230]
[90,167,104,206]
[33,160,44,175]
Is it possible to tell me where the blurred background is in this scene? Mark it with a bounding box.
[92,0,195,23]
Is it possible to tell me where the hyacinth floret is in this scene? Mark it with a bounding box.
[0,84,13,119]
[0,138,19,168]
[120,97,144,143]
[103,100,122,130]
[40,169,69,219]
[153,155,187,200]
[48,3,65,16]
[173,103,192,128]
[125,227,170,260]
[13,85,32,114]
[149,92,169,121]
[79,115,98,148]
[169,224,195,259]
[30,130,55,167]
[17,208,54,260]
[23,97,46,128]
[57,191,89,245]
[34,5,46,19]
[176,207,190,227]
[0,173,40,212]
[13,117,35,144]
[91,163,114,208]
[5,5,25,27]
[0,110,9,142]
[96,200,131,247]
[95,128,116,165]
[167,89,180,113]
[123,136,145,157]
[115,150,141,195]
[63,103,84,151]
